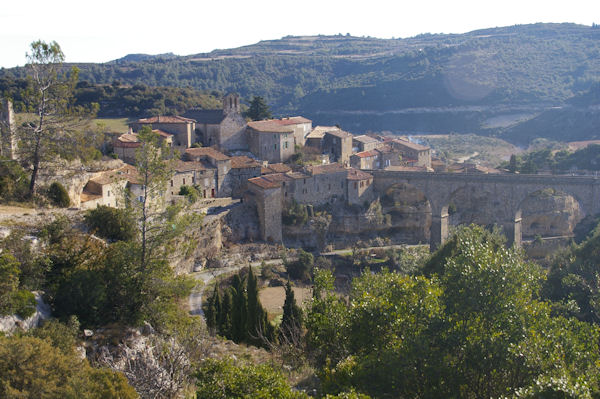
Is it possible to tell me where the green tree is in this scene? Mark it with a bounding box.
[230,274,247,343]
[47,181,70,207]
[286,249,314,282]
[84,205,137,242]
[279,280,303,344]
[244,95,272,121]
[19,40,96,197]
[0,253,20,314]
[195,358,307,399]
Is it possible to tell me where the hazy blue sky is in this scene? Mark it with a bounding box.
[1,0,598,68]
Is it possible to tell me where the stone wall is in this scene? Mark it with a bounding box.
[220,113,248,151]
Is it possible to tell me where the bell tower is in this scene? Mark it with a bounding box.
[222,93,240,115]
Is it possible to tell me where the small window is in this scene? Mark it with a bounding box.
[170,180,173,187]
[274,144,277,150]
[107,190,110,197]
[183,178,186,185]
[354,182,357,189]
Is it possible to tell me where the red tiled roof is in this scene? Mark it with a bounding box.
[185,147,230,161]
[248,173,291,189]
[135,115,196,124]
[153,129,174,138]
[230,156,261,169]
[346,168,373,181]
[354,150,379,158]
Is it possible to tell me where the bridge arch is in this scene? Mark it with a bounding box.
[380,183,432,244]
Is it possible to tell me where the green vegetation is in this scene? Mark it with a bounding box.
[47,182,71,207]
[245,95,272,121]
[195,358,306,399]
[285,249,314,282]
[501,144,600,174]
[282,200,309,226]
[84,205,137,242]
[205,267,276,347]
[307,225,600,398]
[0,158,29,203]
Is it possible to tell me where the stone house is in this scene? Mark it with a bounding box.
[80,164,138,209]
[246,120,295,163]
[352,135,381,153]
[261,163,292,175]
[322,129,353,165]
[229,156,262,197]
[169,160,216,199]
[113,130,174,164]
[389,138,431,168]
[246,164,374,241]
[129,115,195,150]
[350,150,380,170]
[183,93,248,151]
[305,126,334,149]
[184,147,232,197]
[276,116,312,147]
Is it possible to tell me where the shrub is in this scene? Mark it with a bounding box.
[179,185,200,203]
[0,158,29,202]
[84,205,136,242]
[286,249,314,282]
[47,182,70,207]
[13,290,36,319]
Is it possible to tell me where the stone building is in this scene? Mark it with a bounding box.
[129,115,195,150]
[352,135,381,153]
[305,126,337,149]
[322,129,353,165]
[246,120,296,163]
[350,150,380,170]
[246,164,374,241]
[113,130,174,164]
[229,156,262,197]
[169,160,216,199]
[0,98,17,160]
[184,147,232,197]
[389,138,431,168]
[80,164,137,209]
[276,116,312,147]
[183,93,248,151]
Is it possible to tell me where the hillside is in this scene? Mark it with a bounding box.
[2,23,600,142]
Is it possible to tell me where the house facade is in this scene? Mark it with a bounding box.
[246,120,295,163]
[129,116,195,150]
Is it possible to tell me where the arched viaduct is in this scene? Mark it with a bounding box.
[371,170,600,249]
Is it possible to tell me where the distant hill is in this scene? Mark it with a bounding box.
[2,23,599,143]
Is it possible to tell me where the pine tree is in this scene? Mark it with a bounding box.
[279,280,303,344]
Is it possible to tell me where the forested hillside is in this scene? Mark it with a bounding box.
[2,23,599,142]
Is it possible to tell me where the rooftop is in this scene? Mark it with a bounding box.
[174,160,206,172]
[277,116,312,125]
[185,147,230,161]
[307,126,340,140]
[305,163,347,175]
[247,120,295,133]
[134,115,196,124]
[353,135,381,145]
[392,138,429,152]
[325,129,353,139]
[248,173,291,189]
[353,150,379,158]
[262,163,292,174]
[347,168,373,181]
[230,155,261,169]
[182,109,226,125]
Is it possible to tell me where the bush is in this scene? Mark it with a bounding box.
[0,158,29,202]
[13,290,36,319]
[84,205,136,242]
[286,249,314,282]
[179,185,200,203]
[47,182,70,207]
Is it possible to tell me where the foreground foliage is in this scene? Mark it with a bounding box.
[307,226,600,398]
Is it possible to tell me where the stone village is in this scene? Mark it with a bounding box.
[6,94,598,252]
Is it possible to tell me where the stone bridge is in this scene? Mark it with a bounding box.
[371,170,600,249]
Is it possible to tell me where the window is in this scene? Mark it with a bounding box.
[354,182,357,189]
[183,178,186,185]
[274,144,277,150]
[170,180,173,187]
[284,141,288,149]
[138,196,143,202]
[107,190,110,197]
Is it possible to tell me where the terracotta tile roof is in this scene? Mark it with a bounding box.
[153,129,174,138]
[354,150,379,158]
[286,171,310,180]
[185,147,230,161]
[248,173,291,189]
[346,168,373,181]
[135,115,196,124]
[116,133,139,143]
[247,120,295,133]
[325,129,353,139]
[353,135,380,145]
[230,156,261,169]
[174,160,206,172]
[80,192,102,202]
[375,144,395,154]
[276,116,311,125]
[305,163,347,175]
[392,138,429,152]
[262,163,292,174]
[307,126,339,139]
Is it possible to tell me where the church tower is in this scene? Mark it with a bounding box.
[222,93,240,115]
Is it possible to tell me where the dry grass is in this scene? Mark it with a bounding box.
[259,286,313,315]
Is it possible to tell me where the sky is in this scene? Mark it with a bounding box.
[1,0,598,68]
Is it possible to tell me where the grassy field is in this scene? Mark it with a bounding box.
[93,117,129,132]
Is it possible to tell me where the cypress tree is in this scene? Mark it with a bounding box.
[205,291,217,334]
[231,273,247,343]
[220,289,233,340]
[246,266,261,344]
[279,280,303,344]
